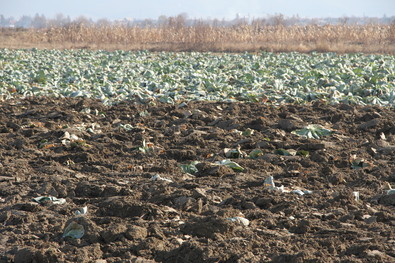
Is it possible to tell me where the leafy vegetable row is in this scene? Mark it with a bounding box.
[1,49,394,106]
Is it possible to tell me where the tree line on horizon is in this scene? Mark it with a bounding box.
[1,13,394,29]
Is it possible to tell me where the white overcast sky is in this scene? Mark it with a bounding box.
[1,0,394,20]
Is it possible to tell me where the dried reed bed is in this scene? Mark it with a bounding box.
[1,22,394,53]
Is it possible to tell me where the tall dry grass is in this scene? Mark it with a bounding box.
[1,22,394,53]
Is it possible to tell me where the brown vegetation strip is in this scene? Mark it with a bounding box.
[1,23,395,53]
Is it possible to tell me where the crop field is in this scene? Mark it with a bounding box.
[1,49,395,106]
[0,49,395,262]
[1,22,395,53]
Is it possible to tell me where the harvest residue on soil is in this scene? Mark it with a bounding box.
[0,97,394,262]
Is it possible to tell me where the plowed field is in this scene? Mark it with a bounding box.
[0,97,394,262]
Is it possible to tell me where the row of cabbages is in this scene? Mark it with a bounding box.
[1,49,394,106]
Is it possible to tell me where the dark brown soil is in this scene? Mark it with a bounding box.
[0,97,394,263]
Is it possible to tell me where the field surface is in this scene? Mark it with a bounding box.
[0,50,394,262]
[0,97,394,262]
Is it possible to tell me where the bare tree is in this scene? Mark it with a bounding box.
[31,13,47,28]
